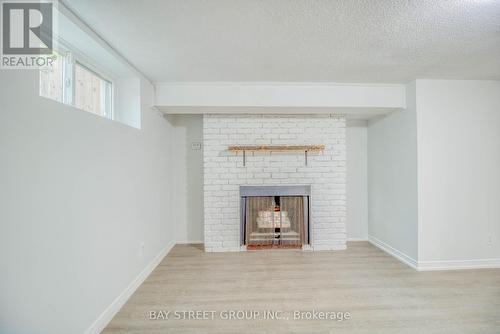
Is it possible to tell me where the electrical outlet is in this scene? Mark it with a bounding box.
[487,236,492,246]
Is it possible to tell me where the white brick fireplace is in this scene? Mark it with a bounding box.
[203,114,346,252]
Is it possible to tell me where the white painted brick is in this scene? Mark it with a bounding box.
[203,114,346,252]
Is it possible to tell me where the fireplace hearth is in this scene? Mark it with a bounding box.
[240,186,311,249]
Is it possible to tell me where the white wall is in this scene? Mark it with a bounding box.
[367,82,419,262]
[346,123,368,240]
[169,115,204,243]
[0,70,176,334]
[416,80,500,264]
[113,77,141,129]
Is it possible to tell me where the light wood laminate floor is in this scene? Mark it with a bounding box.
[103,242,500,333]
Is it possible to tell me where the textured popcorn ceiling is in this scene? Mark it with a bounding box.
[65,0,500,83]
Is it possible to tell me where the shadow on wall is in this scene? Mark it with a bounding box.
[164,115,204,243]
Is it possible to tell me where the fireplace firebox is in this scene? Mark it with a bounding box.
[240,186,310,249]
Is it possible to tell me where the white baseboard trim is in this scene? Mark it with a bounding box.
[417,258,500,271]
[368,236,500,271]
[84,240,175,334]
[175,240,204,244]
[347,238,368,241]
[368,235,418,270]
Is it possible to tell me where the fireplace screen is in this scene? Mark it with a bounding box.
[244,196,306,248]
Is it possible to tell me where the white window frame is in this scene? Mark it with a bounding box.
[40,41,114,120]
[61,50,74,106]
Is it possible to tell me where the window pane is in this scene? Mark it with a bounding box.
[39,55,63,102]
[74,63,110,117]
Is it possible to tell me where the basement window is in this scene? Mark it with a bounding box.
[38,7,141,128]
[39,52,64,104]
[74,62,113,119]
[39,51,113,120]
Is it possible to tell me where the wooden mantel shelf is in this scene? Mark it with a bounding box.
[228,145,325,152]
[228,145,325,166]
